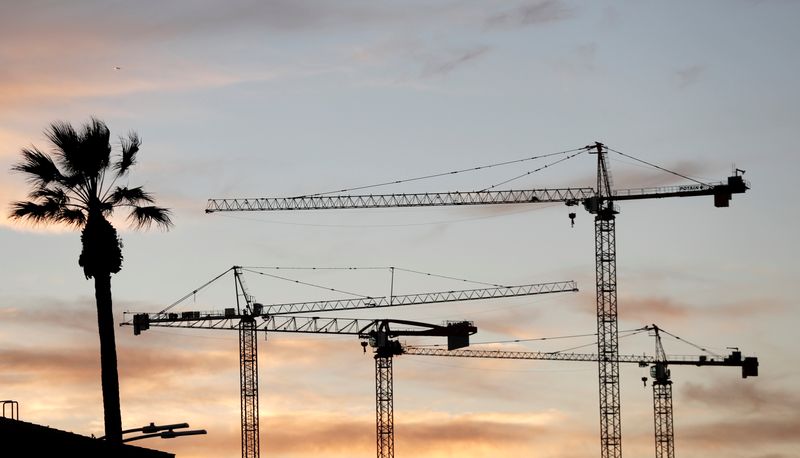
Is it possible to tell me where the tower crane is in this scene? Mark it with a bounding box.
[640,324,760,458]
[123,266,577,458]
[397,326,758,458]
[205,142,749,457]
[360,319,476,458]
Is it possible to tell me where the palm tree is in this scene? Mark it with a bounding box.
[9,118,172,443]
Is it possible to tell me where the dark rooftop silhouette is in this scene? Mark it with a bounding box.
[0,417,174,457]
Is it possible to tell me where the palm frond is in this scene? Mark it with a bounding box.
[9,200,68,225]
[28,187,69,205]
[98,200,115,216]
[114,132,140,177]
[108,186,154,206]
[49,118,111,179]
[57,208,87,226]
[81,117,112,173]
[127,205,173,230]
[11,147,65,186]
[46,121,80,173]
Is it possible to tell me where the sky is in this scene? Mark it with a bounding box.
[1,0,799,457]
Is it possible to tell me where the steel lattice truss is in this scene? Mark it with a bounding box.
[653,382,675,458]
[260,281,577,314]
[132,315,424,335]
[240,319,259,458]
[375,355,394,458]
[595,216,622,458]
[124,280,578,331]
[128,314,486,339]
[401,347,647,363]
[400,346,752,367]
[205,182,744,214]
[206,188,594,212]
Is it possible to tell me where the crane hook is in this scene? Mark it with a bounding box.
[568,212,576,228]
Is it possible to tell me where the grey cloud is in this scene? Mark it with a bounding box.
[571,292,779,325]
[420,46,491,78]
[675,65,705,88]
[682,379,800,413]
[550,43,597,76]
[682,414,800,446]
[486,0,574,29]
[0,1,390,38]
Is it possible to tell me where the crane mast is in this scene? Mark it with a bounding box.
[590,142,622,457]
[376,351,394,458]
[650,326,673,458]
[240,315,258,458]
[204,143,749,457]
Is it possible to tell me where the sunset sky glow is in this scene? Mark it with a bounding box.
[1,1,799,457]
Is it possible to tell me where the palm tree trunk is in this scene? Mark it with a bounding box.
[94,272,122,443]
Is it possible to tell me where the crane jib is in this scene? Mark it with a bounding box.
[205,175,748,213]
[205,188,595,212]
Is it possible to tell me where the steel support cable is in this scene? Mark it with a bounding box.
[606,147,711,187]
[241,268,372,298]
[548,328,650,354]
[416,332,600,348]
[479,149,588,192]
[243,266,510,295]
[247,265,518,290]
[390,267,508,288]
[242,266,387,271]
[158,267,235,314]
[412,327,648,348]
[302,147,585,197]
[655,327,723,358]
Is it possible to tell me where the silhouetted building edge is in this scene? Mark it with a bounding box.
[0,417,175,457]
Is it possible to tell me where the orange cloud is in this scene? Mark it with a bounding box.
[0,344,234,387]
[134,409,591,458]
[681,415,800,448]
[571,293,780,325]
[681,378,800,413]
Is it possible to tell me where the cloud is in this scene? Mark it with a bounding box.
[0,1,392,42]
[627,295,778,322]
[681,378,800,413]
[675,64,705,88]
[0,300,99,334]
[260,410,570,456]
[551,156,720,192]
[151,409,591,458]
[470,307,545,337]
[0,2,324,108]
[551,43,598,76]
[0,58,275,105]
[571,293,778,325]
[0,344,234,387]
[682,415,800,447]
[485,1,574,29]
[609,158,717,189]
[0,0,581,106]
[419,46,491,78]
